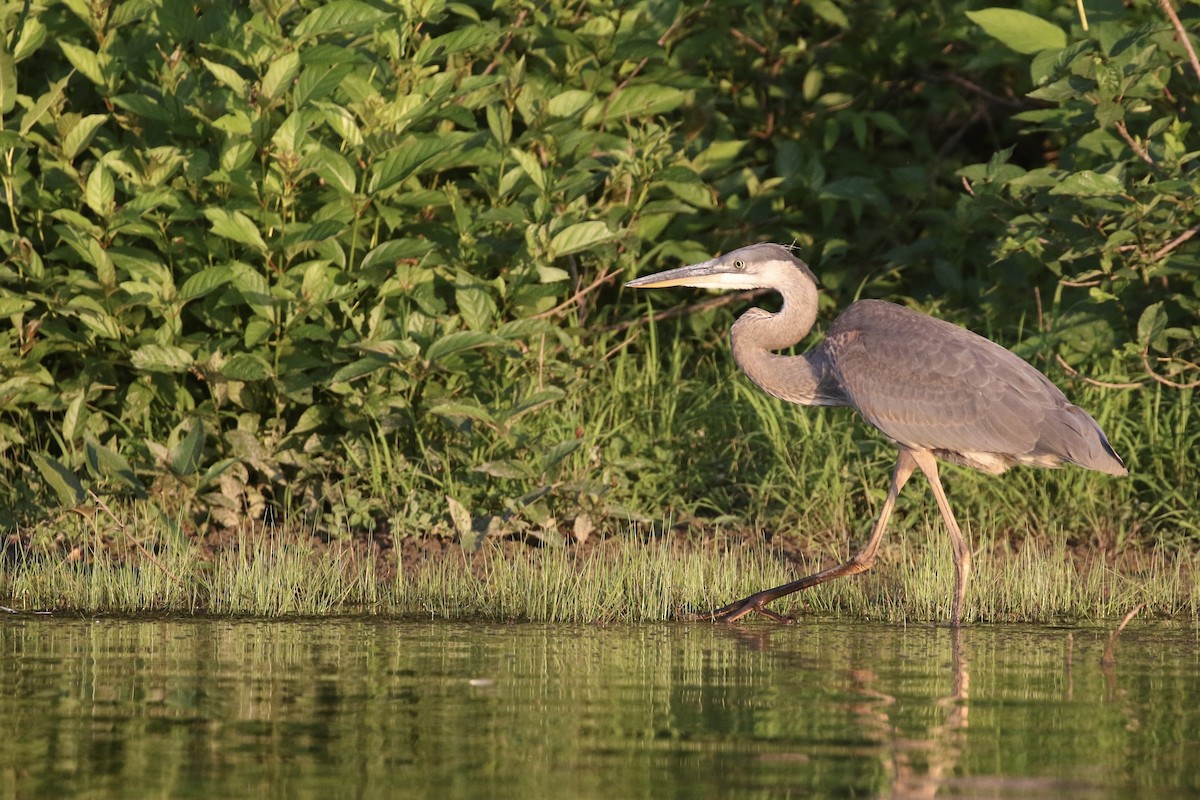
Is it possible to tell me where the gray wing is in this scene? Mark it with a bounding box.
[820,300,1123,473]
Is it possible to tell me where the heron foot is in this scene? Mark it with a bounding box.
[678,592,795,624]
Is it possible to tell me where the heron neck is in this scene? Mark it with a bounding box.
[730,281,841,406]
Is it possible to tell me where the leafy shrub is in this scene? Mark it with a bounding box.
[0,0,1194,546]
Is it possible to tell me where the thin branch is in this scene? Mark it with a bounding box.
[1160,0,1200,83]
[1141,351,1200,389]
[1101,604,1144,666]
[481,9,529,76]
[923,71,1029,110]
[532,267,619,320]
[1055,353,1145,389]
[1152,222,1200,261]
[1114,120,1154,165]
[603,289,771,335]
[89,490,185,587]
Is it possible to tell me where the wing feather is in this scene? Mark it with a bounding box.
[823,300,1063,462]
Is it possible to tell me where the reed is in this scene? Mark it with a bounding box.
[3,519,1195,623]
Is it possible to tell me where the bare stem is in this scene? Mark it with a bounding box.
[89,490,185,587]
[1054,353,1145,390]
[1160,0,1200,83]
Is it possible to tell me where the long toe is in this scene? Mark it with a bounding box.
[679,595,795,624]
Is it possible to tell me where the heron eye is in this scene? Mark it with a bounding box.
[733,259,745,270]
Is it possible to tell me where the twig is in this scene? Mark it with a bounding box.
[1140,351,1200,388]
[89,490,185,587]
[924,71,1029,110]
[481,9,529,76]
[1101,603,1144,666]
[1160,0,1200,83]
[1152,222,1200,261]
[1114,120,1154,165]
[604,288,771,335]
[599,0,710,122]
[1055,353,1145,389]
[532,267,619,320]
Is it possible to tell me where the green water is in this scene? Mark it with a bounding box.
[1,618,1197,799]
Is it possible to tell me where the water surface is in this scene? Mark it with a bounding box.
[1,617,1197,798]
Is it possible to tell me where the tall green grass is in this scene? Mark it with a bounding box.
[3,517,1195,622]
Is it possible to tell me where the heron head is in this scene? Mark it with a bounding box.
[626,243,817,292]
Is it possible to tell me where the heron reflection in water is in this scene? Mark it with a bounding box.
[627,243,1126,624]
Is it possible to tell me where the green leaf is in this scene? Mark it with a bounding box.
[550,221,615,257]
[204,208,269,252]
[425,331,502,364]
[583,84,685,126]
[966,8,1067,54]
[0,38,15,115]
[295,63,355,107]
[171,420,205,476]
[428,401,495,425]
[456,272,494,331]
[85,163,114,217]
[131,344,194,373]
[20,77,68,136]
[61,114,108,160]
[31,452,86,506]
[0,295,34,316]
[475,460,535,479]
[546,89,594,118]
[329,355,392,383]
[360,238,434,272]
[1137,302,1167,350]
[201,58,247,94]
[221,353,273,381]
[370,134,464,192]
[811,0,850,29]
[84,437,141,490]
[180,265,236,300]
[59,40,105,85]
[11,15,45,63]
[293,0,391,39]
[261,51,300,102]
[1048,170,1124,196]
[416,24,497,62]
[510,147,546,191]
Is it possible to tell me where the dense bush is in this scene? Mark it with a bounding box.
[0,0,1195,543]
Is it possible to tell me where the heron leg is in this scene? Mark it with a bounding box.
[909,450,972,626]
[681,450,918,623]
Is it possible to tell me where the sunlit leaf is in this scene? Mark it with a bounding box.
[260,51,300,102]
[201,58,247,94]
[131,344,194,373]
[0,38,15,115]
[1048,170,1125,196]
[582,84,684,126]
[425,331,503,363]
[550,221,614,257]
[1137,302,1167,351]
[221,353,273,381]
[293,0,391,39]
[180,265,236,300]
[204,208,269,252]
[966,8,1066,54]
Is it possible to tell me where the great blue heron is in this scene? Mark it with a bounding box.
[627,242,1127,625]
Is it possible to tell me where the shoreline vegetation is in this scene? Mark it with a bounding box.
[2,0,1198,621]
[4,511,1196,622]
